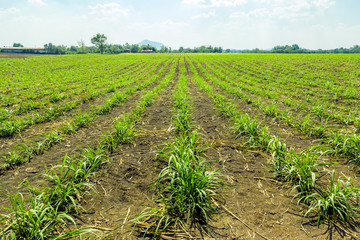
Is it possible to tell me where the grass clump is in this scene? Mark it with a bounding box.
[305,171,360,227]
[0,193,94,240]
[133,133,223,237]
[0,154,103,239]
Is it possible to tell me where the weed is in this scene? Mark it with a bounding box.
[0,121,21,137]
[44,156,94,213]
[295,114,311,134]
[149,132,223,236]
[1,193,69,239]
[233,114,260,140]
[305,171,360,226]
[154,155,222,223]
[49,93,63,103]
[262,102,278,118]
[309,118,330,138]
[326,132,360,163]
[354,118,360,133]
[2,151,24,168]
[113,118,135,144]
[72,146,109,183]
[73,112,94,128]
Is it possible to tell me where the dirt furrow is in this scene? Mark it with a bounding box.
[184,58,353,239]
[78,62,179,239]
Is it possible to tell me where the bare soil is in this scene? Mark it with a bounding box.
[0,53,40,58]
[0,57,358,239]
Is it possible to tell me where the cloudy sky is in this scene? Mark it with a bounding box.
[0,0,359,49]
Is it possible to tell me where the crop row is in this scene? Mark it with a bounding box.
[196,55,359,127]
[131,57,222,238]
[188,56,360,164]
[0,58,170,137]
[0,60,148,120]
[212,54,360,103]
[0,56,141,106]
[0,56,178,239]
[185,56,360,229]
[0,58,175,170]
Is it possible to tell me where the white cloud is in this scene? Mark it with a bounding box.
[230,0,335,20]
[28,0,46,6]
[258,0,334,8]
[182,0,247,7]
[161,19,188,28]
[130,19,187,31]
[182,0,206,5]
[210,0,247,7]
[311,0,335,8]
[88,3,129,22]
[0,8,20,15]
[183,0,334,9]
[191,11,215,19]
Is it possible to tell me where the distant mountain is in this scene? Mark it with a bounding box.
[138,40,164,50]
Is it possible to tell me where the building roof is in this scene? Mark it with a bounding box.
[1,47,45,50]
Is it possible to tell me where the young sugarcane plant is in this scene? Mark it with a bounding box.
[304,171,360,227]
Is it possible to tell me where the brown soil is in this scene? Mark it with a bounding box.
[0,53,38,58]
[0,56,359,240]
[0,61,167,157]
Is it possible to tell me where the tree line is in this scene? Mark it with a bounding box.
[9,33,360,54]
[227,44,360,54]
[43,33,224,54]
[43,42,166,54]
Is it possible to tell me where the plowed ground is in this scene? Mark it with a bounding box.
[0,55,357,239]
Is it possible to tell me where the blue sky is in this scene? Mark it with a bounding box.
[0,0,359,49]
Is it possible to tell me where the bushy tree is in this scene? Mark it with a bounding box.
[77,40,87,54]
[130,44,140,53]
[44,43,66,54]
[91,33,107,54]
[141,44,156,52]
[13,43,23,47]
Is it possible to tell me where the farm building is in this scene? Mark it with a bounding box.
[0,47,46,54]
[141,50,154,53]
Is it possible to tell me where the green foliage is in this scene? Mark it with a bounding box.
[153,149,222,223]
[113,119,135,144]
[1,152,101,239]
[0,193,92,240]
[262,102,278,118]
[91,33,107,54]
[0,120,22,137]
[142,132,222,237]
[305,171,360,226]
[233,114,260,142]
[44,43,67,54]
[325,132,360,163]
[43,157,92,213]
[2,151,24,169]
[71,146,109,184]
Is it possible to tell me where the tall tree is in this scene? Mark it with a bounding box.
[91,33,107,54]
[77,40,87,54]
[13,43,23,47]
